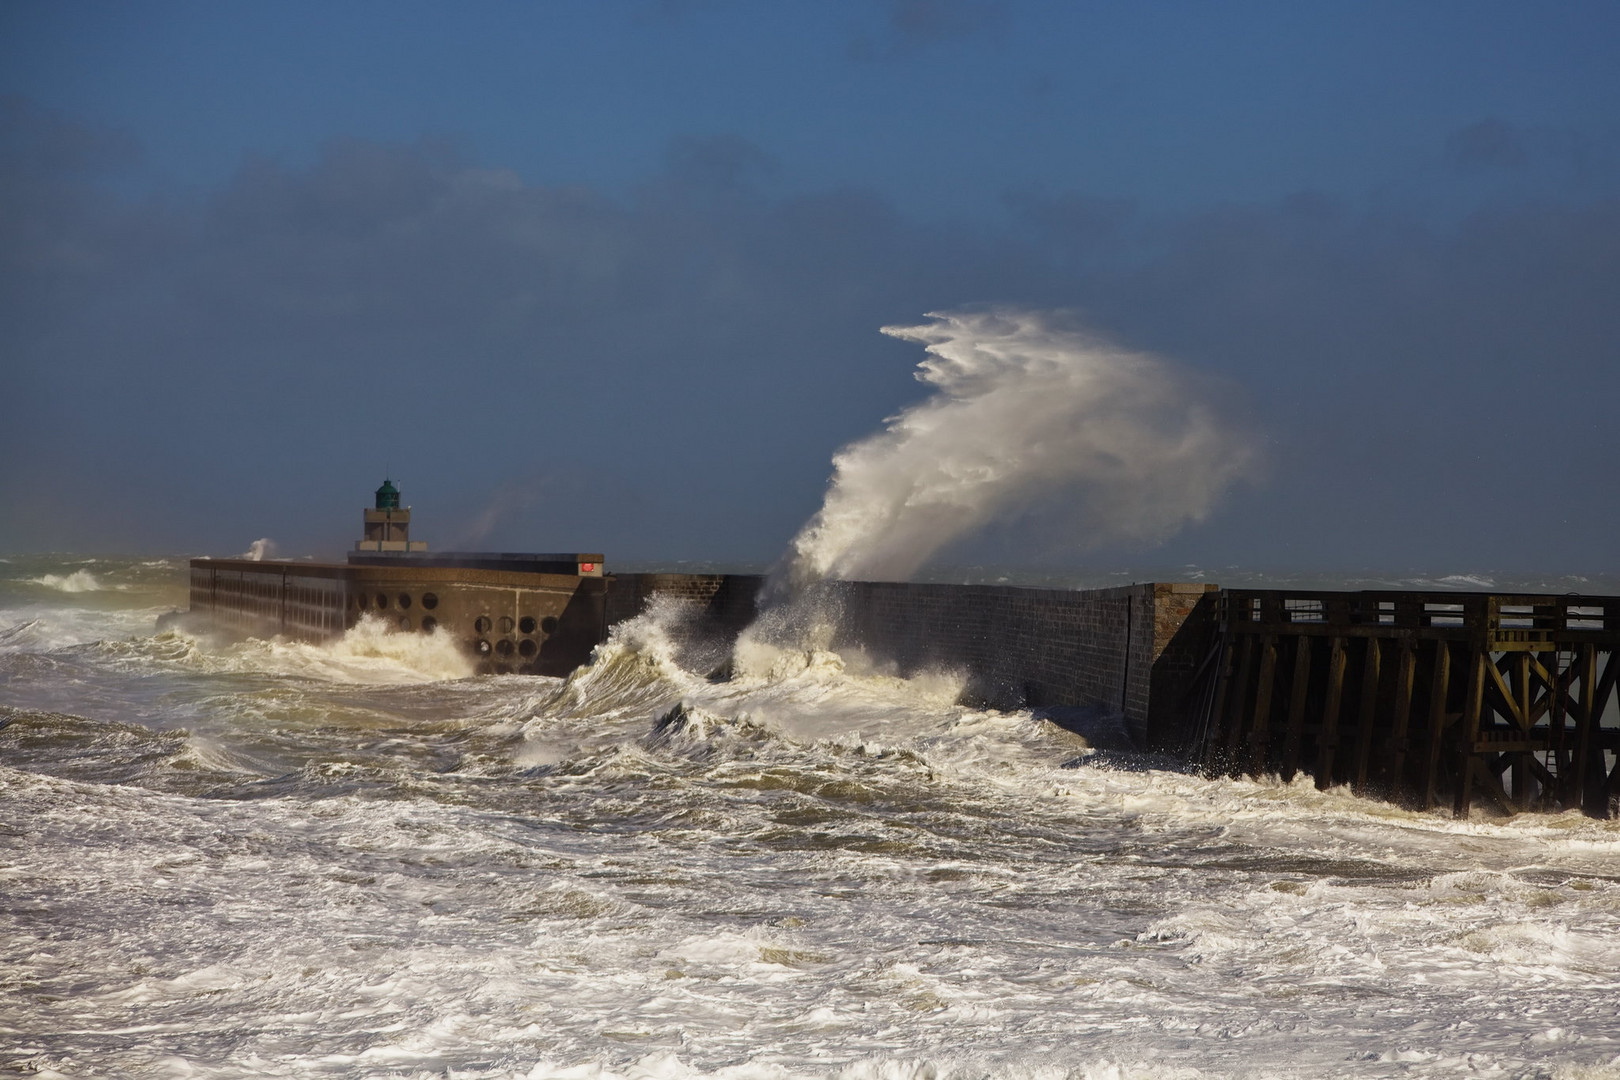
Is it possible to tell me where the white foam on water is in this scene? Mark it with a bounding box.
[1432,573,1497,589]
[0,603,174,655]
[8,561,1620,1079]
[529,601,1063,788]
[8,719,1620,1080]
[184,615,476,685]
[23,568,107,592]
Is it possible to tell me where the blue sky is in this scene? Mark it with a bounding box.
[4,1,1619,574]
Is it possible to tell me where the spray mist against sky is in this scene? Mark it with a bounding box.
[2,1,1619,577]
[787,310,1258,584]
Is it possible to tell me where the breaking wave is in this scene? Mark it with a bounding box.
[24,569,106,592]
[205,614,476,684]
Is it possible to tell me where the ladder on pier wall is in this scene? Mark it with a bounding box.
[1191,591,1620,817]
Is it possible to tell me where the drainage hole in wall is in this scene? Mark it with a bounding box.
[498,615,515,634]
[376,593,390,609]
[397,616,412,631]
[421,592,438,610]
[474,616,492,634]
[421,616,437,632]
[518,638,537,658]
[475,639,492,655]
[541,616,558,634]
[519,616,536,635]
[496,639,515,656]
[398,593,412,609]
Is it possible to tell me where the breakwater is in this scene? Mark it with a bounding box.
[185,557,607,676]
[21,552,1620,1078]
[183,561,1620,816]
[604,575,1620,817]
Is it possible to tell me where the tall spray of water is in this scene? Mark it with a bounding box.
[241,539,276,562]
[783,308,1260,586]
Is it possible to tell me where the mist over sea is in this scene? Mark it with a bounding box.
[3,554,1619,1080]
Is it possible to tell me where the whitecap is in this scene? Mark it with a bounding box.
[23,569,104,593]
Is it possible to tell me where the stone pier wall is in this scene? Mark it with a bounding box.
[605,573,1216,749]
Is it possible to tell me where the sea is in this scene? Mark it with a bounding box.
[3,554,1619,1080]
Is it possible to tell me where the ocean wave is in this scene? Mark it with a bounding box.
[205,615,476,685]
[23,569,107,593]
[0,618,39,647]
[1430,573,1497,589]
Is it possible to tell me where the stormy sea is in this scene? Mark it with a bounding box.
[3,553,1619,1080]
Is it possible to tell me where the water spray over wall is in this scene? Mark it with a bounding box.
[784,308,1260,586]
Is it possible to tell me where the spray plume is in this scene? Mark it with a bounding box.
[783,308,1259,586]
[241,539,276,562]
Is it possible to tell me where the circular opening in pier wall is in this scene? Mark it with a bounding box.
[475,639,491,656]
[540,616,558,635]
[496,639,514,656]
[398,594,412,610]
[421,617,437,633]
[474,616,491,634]
[376,593,389,609]
[518,616,536,635]
[518,639,536,657]
[498,616,515,634]
[421,593,438,610]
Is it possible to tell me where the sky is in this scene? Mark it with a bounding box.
[3,0,1618,577]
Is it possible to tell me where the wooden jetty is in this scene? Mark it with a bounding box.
[1190,590,1620,817]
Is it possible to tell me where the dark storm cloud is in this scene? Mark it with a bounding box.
[849,0,1011,59]
[1001,190,1137,270]
[3,101,1618,573]
[885,0,1010,45]
[0,105,1020,556]
[1024,176,1620,570]
[1447,119,1532,171]
[0,95,140,175]
[1446,117,1598,178]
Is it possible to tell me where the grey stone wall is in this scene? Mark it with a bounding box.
[605,573,764,636]
[606,573,1216,749]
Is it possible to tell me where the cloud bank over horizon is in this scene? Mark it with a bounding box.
[3,79,1618,573]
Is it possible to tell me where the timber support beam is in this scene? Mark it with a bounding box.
[1190,589,1620,818]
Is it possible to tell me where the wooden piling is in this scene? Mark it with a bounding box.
[1193,589,1619,818]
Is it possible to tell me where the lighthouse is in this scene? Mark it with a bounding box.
[355,478,428,553]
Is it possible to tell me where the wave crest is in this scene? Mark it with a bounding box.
[24,569,105,592]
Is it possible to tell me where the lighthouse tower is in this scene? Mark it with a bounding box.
[355,479,428,553]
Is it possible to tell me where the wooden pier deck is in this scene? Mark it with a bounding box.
[1190,590,1620,817]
